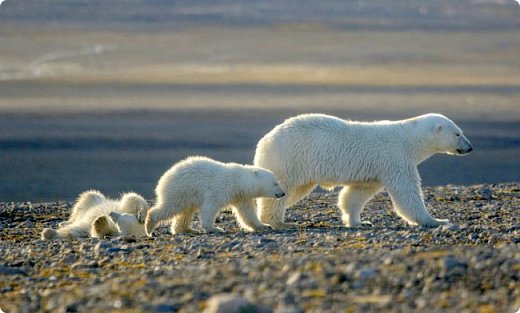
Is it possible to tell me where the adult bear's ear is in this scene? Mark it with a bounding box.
[434,124,443,132]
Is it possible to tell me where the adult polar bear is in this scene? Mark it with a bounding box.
[254,113,473,229]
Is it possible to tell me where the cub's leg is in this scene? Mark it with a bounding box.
[232,199,270,232]
[199,202,224,233]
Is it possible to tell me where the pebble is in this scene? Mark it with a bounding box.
[440,255,468,278]
[0,265,26,276]
[441,223,460,232]
[95,241,111,250]
[481,187,493,200]
[286,272,303,286]
[203,294,271,313]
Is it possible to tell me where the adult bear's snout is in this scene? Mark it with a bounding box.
[275,192,286,198]
[457,137,473,155]
[457,143,473,155]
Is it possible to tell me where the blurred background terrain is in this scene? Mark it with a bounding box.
[0,0,519,201]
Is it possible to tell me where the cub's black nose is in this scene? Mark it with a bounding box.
[467,146,473,152]
[276,192,286,198]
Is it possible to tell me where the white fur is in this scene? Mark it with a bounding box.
[41,190,149,240]
[254,113,472,228]
[145,156,285,235]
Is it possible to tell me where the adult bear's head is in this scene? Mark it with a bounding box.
[419,113,473,156]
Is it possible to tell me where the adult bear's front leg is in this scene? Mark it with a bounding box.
[384,166,450,227]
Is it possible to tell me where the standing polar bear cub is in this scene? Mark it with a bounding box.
[254,113,472,229]
[145,156,285,235]
[41,190,149,240]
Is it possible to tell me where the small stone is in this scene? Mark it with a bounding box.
[405,233,420,240]
[440,255,468,278]
[286,272,303,286]
[150,304,181,313]
[481,187,493,200]
[94,241,111,254]
[122,236,137,243]
[203,294,271,313]
[355,268,377,280]
[468,233,478,241]
[71,260,98,270]
[275,304,303,313]
[330,273,349,285]
[0,265,26,276]
[442,224,460,232]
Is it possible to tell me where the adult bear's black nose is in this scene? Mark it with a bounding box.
[276,192,286,198]
[467,146,473,152]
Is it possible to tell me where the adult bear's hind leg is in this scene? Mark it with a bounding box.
[338,184,382,227]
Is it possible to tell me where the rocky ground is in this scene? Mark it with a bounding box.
[1,183,519,313]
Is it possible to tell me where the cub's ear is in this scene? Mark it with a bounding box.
[434,124,443,132]
[254,169,259,176]
[109,212,122,223]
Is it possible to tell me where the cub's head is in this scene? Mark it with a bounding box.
[423,114,473,156]
[109,212,147,237]
[246,167,285,199]
[119,192,149,223]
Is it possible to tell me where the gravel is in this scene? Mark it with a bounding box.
[1,183,519,313]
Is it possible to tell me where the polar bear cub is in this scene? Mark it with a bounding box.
[41,190,149,240]
[145,156,286,235]
[254,113,473,229]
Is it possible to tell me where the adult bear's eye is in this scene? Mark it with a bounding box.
[456,133,460,137]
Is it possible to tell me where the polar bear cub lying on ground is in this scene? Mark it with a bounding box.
[145,156,286,235]
[41,190,149,240]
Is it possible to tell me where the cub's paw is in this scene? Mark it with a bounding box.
[92,215,115,238]
[41,228,60,240]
